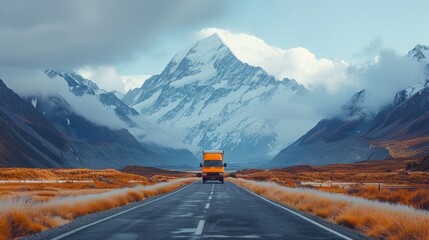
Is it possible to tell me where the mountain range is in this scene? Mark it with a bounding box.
[1,32,429,169]
[0,73,196,168]
[269,44,429,167]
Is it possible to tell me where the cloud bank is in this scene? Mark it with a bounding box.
[0,1,225,144]
[197,28,427,118]
[0,67,125,130]
[77,66,151,93]
[0,0,224,69]
[197,28,350,93]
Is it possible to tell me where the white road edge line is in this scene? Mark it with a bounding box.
[233,182,353,240]
[205,203,210,209]
[52,181,196,240]
[195,220,205,235]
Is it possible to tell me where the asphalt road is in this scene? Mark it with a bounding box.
[52,181,361,240]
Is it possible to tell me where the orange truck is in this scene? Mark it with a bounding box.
[199,150,227,184]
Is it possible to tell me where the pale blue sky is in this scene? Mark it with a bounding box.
[118,0,429,76]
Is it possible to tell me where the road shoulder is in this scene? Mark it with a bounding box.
[230,180,372,240]
[23,182,195,240]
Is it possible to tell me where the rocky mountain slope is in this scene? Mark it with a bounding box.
[0,79,196,168]
[0,79,67,167]
[268,90,390,167]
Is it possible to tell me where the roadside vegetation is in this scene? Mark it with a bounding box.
[0,168,195,240]
[318,186,429,211]
[231,159,429,211]
[232,160,429,185]
[230,178,429,240]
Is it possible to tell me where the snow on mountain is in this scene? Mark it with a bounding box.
[394,44,429,103]
[44,69,139,127]
[123,33,310,163]
[111,90,125,100]
[394,79,429,105]
[197,28,349,92]
[269,44,429,168]
[407,44,429,62]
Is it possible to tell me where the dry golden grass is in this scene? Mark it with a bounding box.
[233,159,429,185]
[231,178,429,240]
[0,178,195,240]
[121,166,194,179]
[0,168,156,204]
[315,186,429,211]
[231,159,429,211]
[375,137,429,158]
[0,168,152,187]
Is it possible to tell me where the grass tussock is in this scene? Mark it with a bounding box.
[0,178,194,240]
[232,160,429,211]
[317,186,429,211]
[230,178,429,240]
[233,159,429,185]
[0,168,151,187]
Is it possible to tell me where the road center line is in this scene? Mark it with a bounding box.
[208,196,212,200]
[205,203,210,209]
[195,220,205,235]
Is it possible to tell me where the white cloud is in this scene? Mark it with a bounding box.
[120,75,151,92]
[77,66,150,93]
[350,50,426,112]
[0,1,224,69]
[1,67,125,130]
[197,28,427,118]
[197,28,350,93]
[77,65,124,92]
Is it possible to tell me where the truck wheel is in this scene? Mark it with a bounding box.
[221,180,224,184]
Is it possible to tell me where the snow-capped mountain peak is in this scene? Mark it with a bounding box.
[341,89,367,119]
[407,44,429,62]
[164,33,232,80]
[170,33,227,66]
[44,69,139,127]
[196,28,350,91]
[394,79,429,105]
[123,33,309,163]
[44,69,100,96]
